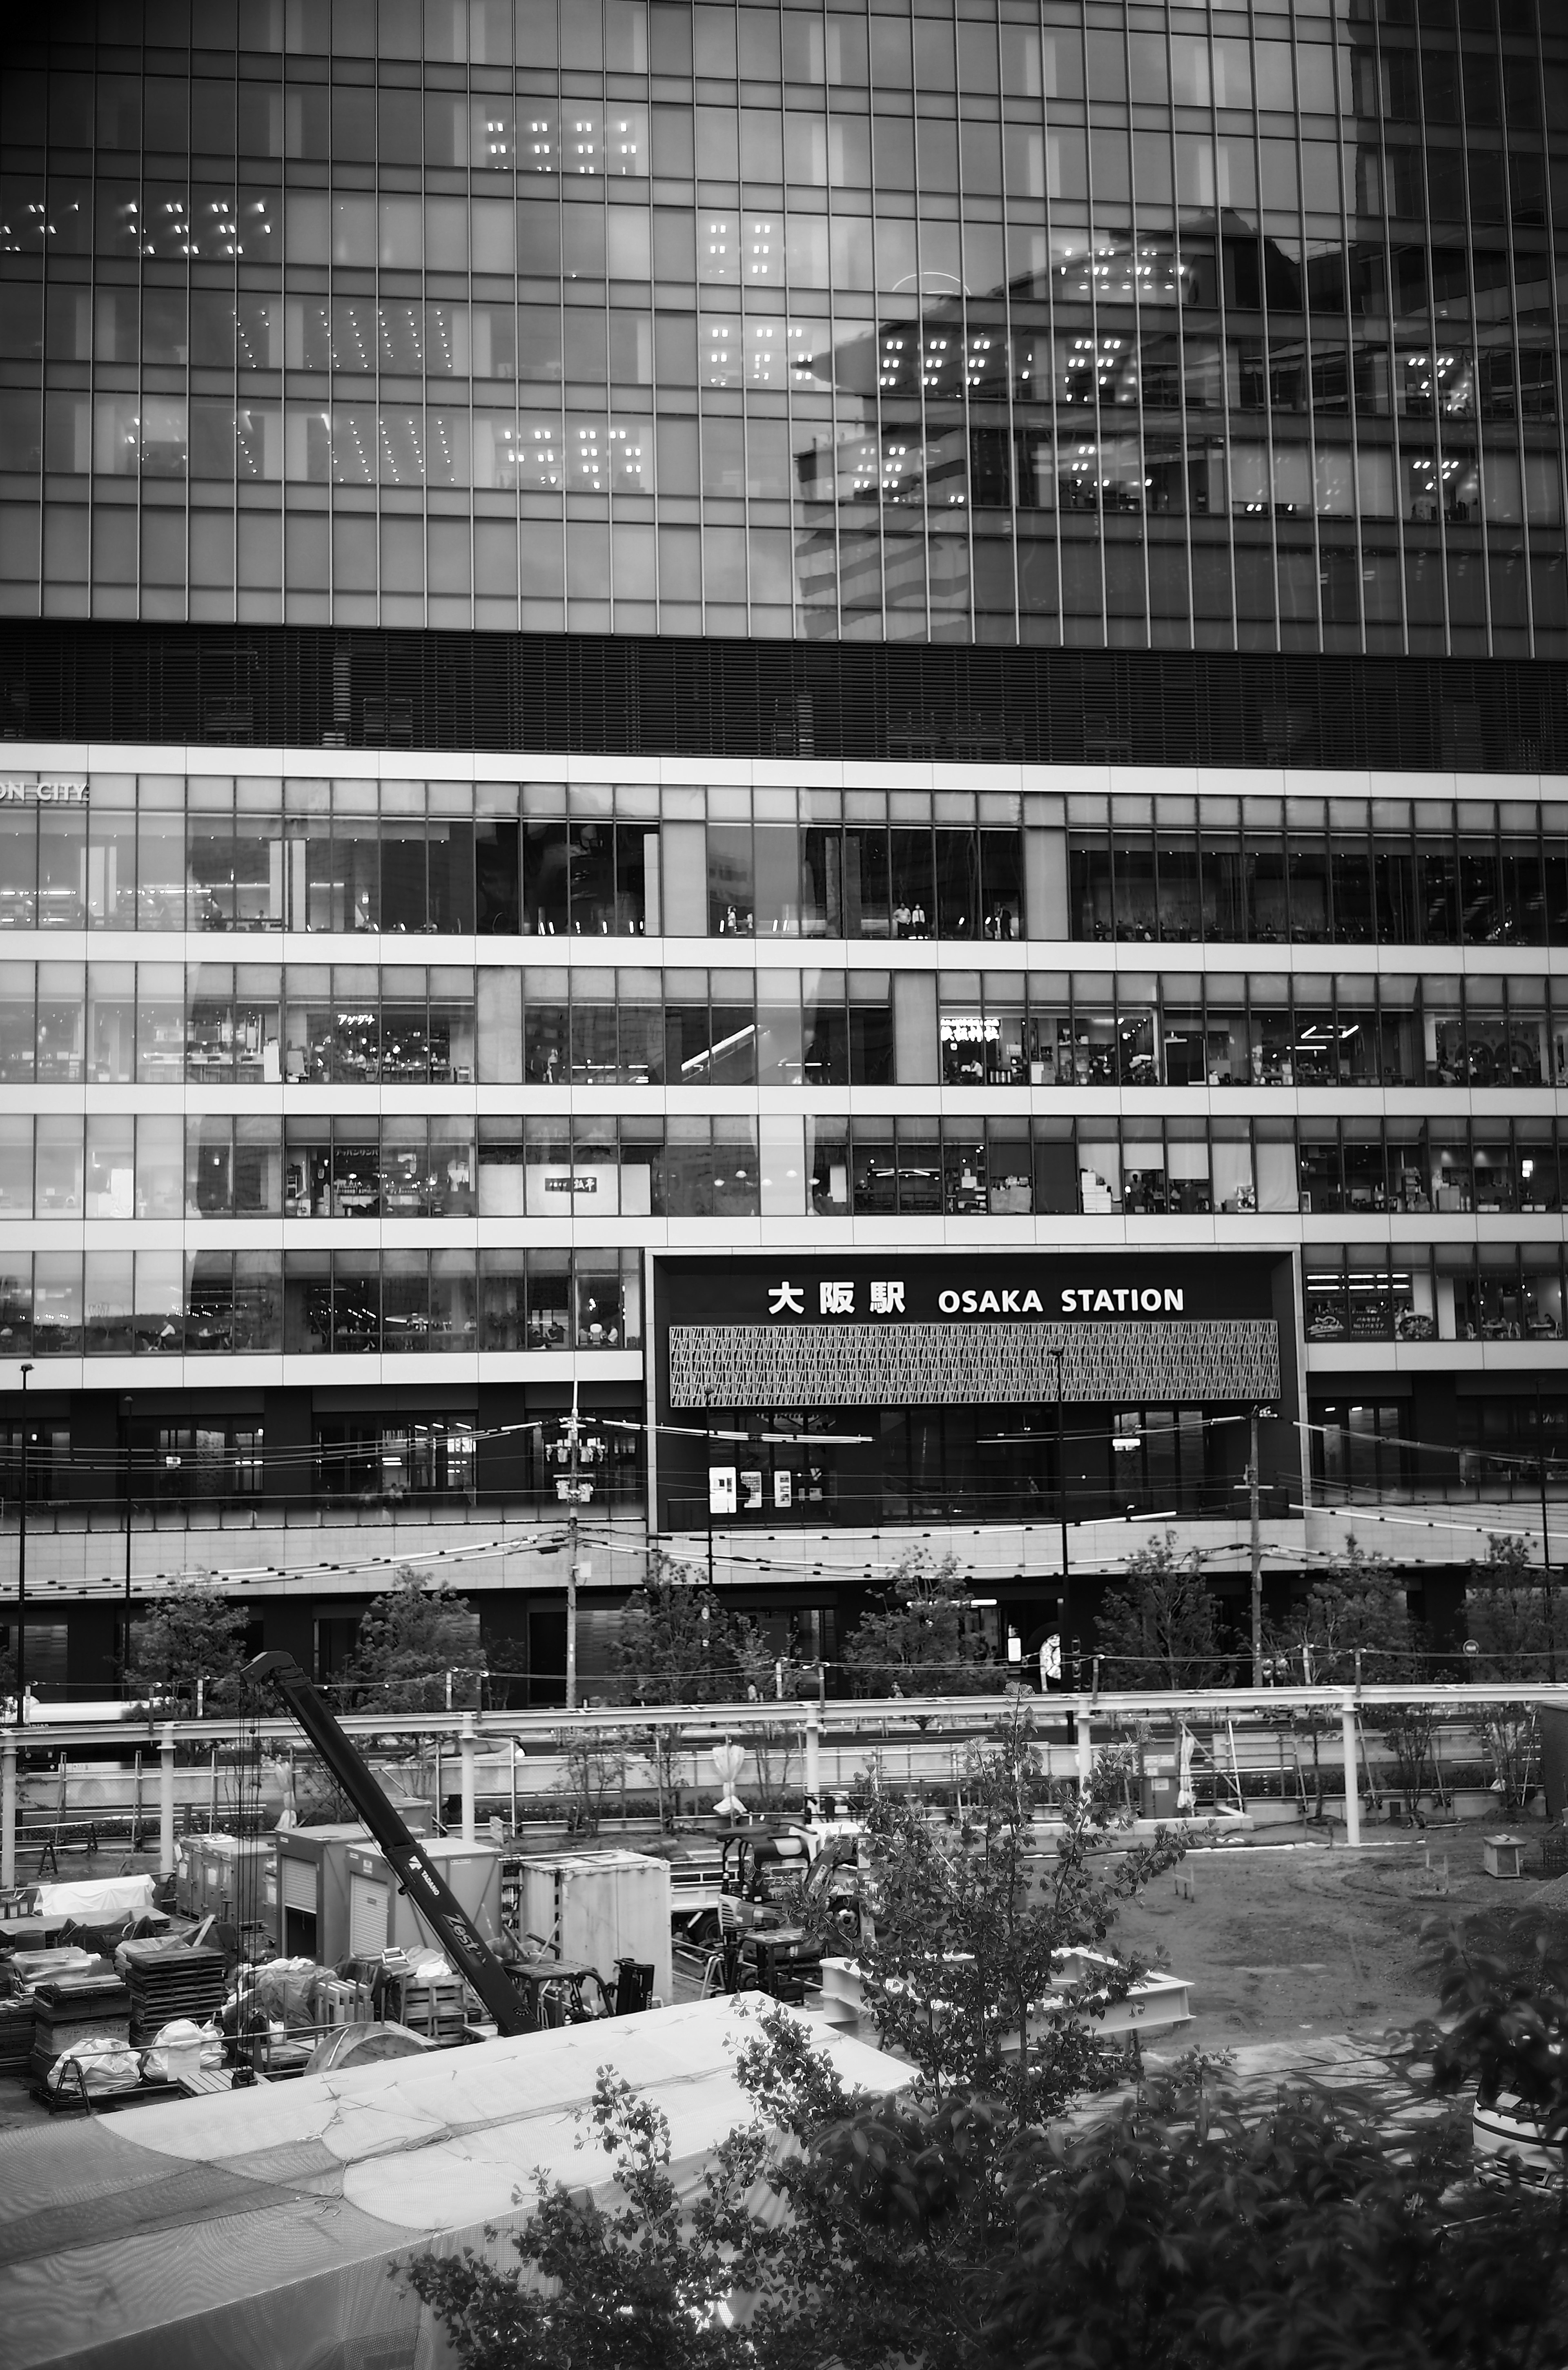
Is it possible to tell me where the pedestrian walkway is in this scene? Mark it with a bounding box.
[1145,2023,1454,2149]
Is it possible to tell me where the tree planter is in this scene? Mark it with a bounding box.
[1245,1800,1305,1827]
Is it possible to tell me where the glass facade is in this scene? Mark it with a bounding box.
[0,2,1564,1692]
[1,0,1566,653]
[0,1230,1562,1357]
[0,1243,646,1356]
[7,949,1565,1086]
[6,768,1568,943]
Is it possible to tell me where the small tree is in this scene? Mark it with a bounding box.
[343,1569,484,1713]
[1263,1551,1385,1819]
[1273,1539,1434,1815]
[1262,1587,1335,1816]
[842,1548,1006,1697]
[730,1616,802,1811]
[557,1728,629,1836]
[127,1576,249,1714]
[614,1554,739,1828]
[1094,1530,1226,1691]
[1464,1533,1560,1809]
[841,1697,1188,2119]
[1336,1549,1433,1814]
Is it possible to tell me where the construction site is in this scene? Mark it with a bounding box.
[0,1670,1563,2369]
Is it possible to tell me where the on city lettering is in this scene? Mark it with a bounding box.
[0,780,87,804]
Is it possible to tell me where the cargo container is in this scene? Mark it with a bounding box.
[343,1838,503,1960]
[174,1833,273,1927]
[272,1825,367,1965]
[509,1851,672,2007]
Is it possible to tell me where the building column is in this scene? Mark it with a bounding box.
[1340,1701,1361,1848]
[804,1702,822,1813]
[1076,1702,1093,1798]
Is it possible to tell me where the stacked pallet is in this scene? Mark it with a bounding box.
[391,1976,470,2048]
[0,1993,36,2076]
[28,1975,132,2085]
[122,1943,227,2047]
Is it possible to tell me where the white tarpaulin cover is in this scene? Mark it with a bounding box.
[0,1995,910,2370]
[27,1876,157,1925]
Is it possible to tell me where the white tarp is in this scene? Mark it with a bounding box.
[26,1876,157,1924]
[0,1995,911,2370]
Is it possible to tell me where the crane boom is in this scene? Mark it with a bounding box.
[245,1650,529,2037]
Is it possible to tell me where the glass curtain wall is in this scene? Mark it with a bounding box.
[0,0,1563,653]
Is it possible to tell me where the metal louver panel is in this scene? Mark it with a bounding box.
[0,621,1563,777]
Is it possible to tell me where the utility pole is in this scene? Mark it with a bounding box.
[1537,1378,1555,1682]
[121,1394,134,1692]
[1249,1403,1263,1687]
[15,1364,31,1718]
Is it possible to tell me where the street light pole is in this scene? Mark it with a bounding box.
[1249,1404,1263,1687]
[15,1363,31,1717]
[705,1391,715,1593]
[1051,1343,1072,1683]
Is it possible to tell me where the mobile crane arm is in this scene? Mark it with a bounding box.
[245,1650,528,2038]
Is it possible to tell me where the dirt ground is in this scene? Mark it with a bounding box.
[1116,1824,1568,2061]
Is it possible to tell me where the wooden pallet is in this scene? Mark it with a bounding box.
[125,1950,227,2046]
[390,1976,470,2047]
[0,2000,36,2076]
[176,2067,242,2097]
[30,1978,134,2077]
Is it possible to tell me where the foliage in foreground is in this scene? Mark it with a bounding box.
[833,1694,1188,2121]
[400,1702,1568,2370]
[403,2018,1568,2370]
